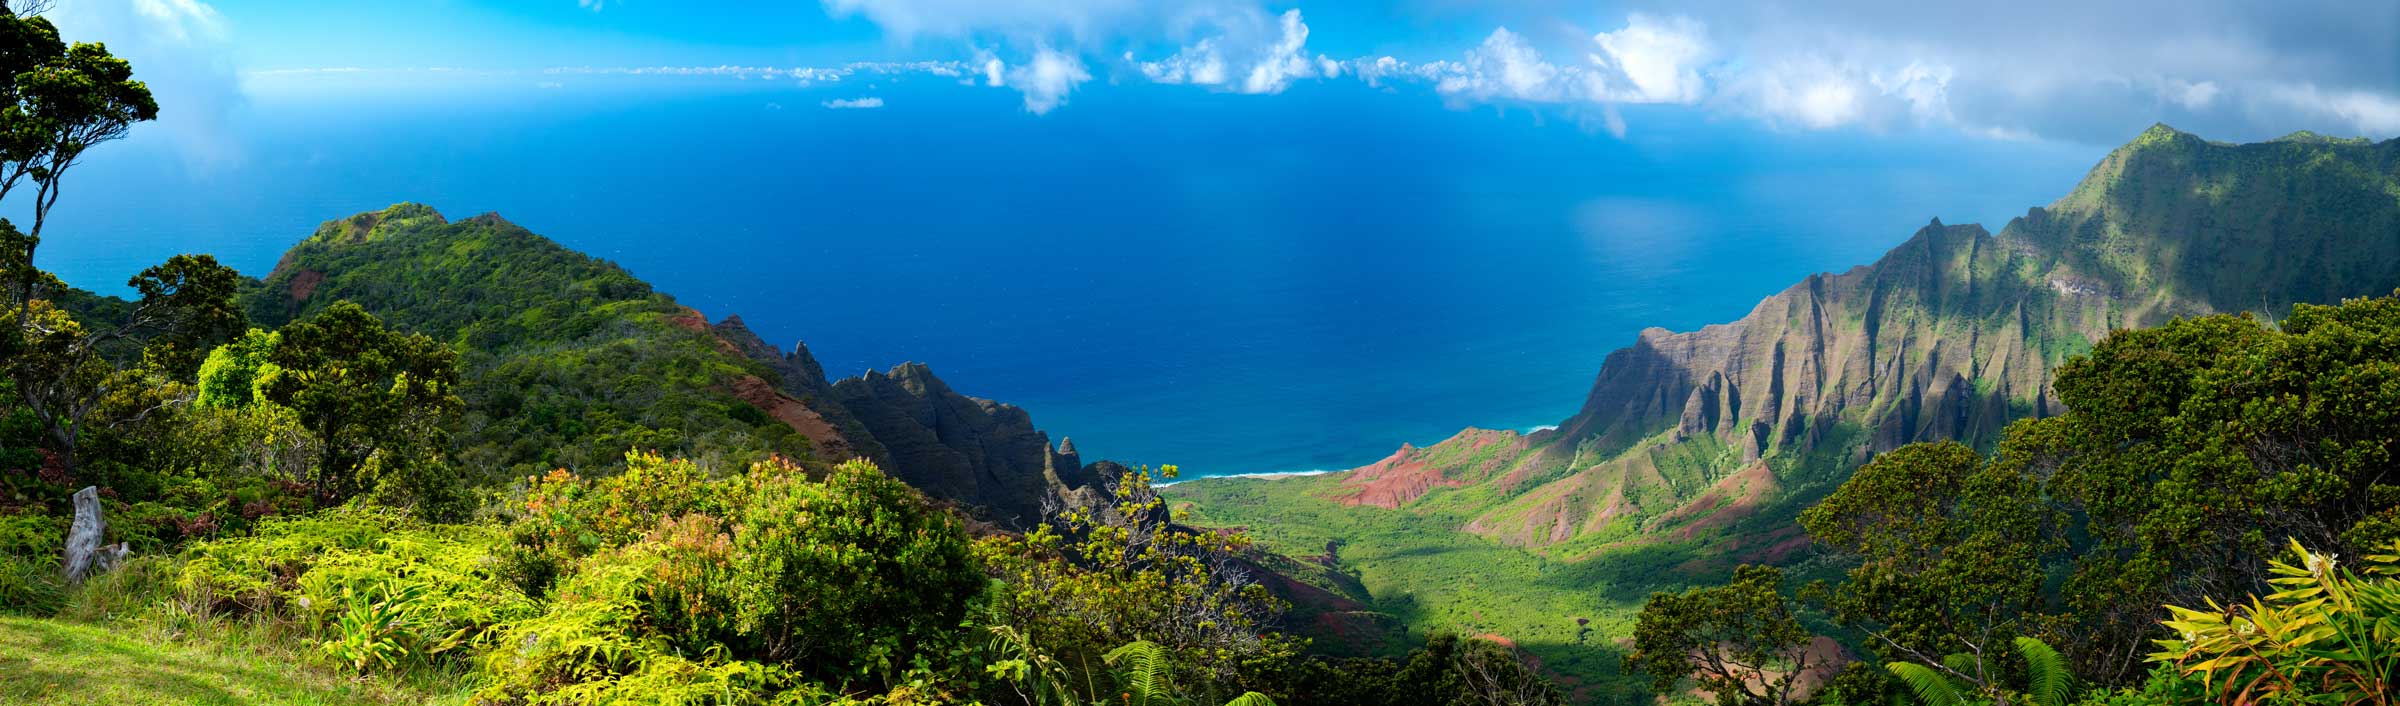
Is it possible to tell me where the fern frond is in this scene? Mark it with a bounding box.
[1222,692,1278,706]
[1105,640,1176,706]
[1887,662,1966,706]
[2014,637,2073,706]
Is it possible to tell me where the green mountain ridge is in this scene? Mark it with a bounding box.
[1268,125,2400,556]
[234,202,1101,525]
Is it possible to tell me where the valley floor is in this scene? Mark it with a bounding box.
[0,616,468,706]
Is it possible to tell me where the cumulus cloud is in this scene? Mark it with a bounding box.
[1590,13,1709,104]
[1133,9,1331,95]
[822,96,885,109]
[818,0,2396,140]
[1005,47,1090,114]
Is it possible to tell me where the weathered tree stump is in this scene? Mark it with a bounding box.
[62,486,126,583]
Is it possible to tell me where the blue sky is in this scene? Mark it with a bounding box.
[40,0,2400,170]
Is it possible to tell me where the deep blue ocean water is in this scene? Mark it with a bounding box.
[52,76,2100,477]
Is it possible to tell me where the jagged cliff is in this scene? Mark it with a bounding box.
[832,363,1103,526]
[242,204,1103,528]
[1326,125,2400,551]
[711,316,1102,524]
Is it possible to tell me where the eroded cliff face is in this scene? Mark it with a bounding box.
[708,317,1104,527]
[1324,126,2400,552]
[832,362,1103,526]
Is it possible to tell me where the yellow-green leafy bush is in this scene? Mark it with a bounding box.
[476,456,982,704]
[174,507,534,672]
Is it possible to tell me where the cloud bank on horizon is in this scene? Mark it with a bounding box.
[52,0,2400,146]
[815,0,2399,141]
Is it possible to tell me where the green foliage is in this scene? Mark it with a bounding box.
[496,449,735,596]
[2150,540,2400,705]
[1105,640,1281,706]
[261,301,463,516]
[0,510,62,615]
[2002,294,2400,684]
[320,579,479,674]
[478,455,983,703]
[243,205,817,481]
[1881,638,2071,706]
[1627,564,1821,706]
[980,465,1299,699]
[173,507,535,673]
[195,328,279,408]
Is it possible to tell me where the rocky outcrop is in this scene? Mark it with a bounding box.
[710,315,886,463]
[832,362,1103,526]
[1325,126,2400,551]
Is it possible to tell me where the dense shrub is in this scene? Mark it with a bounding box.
[496,450,736,597]
[173,508,534,672]
[0,511,64,615]
[478,456,983,703]
[978,465,1300,699]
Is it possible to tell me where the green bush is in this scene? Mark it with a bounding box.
[0,511,64,616]
[495,450,737,597]
[173,507,533,673]
[478,456,982,703]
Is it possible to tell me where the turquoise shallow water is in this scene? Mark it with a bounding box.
[47,77,2099,477]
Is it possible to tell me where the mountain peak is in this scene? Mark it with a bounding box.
[310,202,447,245]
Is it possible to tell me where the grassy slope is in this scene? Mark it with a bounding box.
[1170,472,1838,704]
[0,617,469,706]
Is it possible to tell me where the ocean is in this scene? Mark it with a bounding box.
[51,74,2098,477]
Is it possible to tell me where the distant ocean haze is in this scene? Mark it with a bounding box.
[49,77,2097,477]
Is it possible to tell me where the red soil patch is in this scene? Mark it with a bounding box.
[1655,462,1777,541]
[1471,633,1519,650]
[288,270,326,302]
[1329,443,1454,508]
[1733,524,1815,565]
[724,374,851,458]
[1329,428,1524,509]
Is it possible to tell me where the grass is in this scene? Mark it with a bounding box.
[0,616,473,706]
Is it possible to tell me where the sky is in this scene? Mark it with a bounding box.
[39,0,2400,173]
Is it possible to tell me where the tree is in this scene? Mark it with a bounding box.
[976,464,1299,700]
[194,329,280,409]
[0,9,156,312]
[2007,297,2400,685]
[3,254,241,476]
[258,301,460,506]
[1626,565,1823,706]
[1799,442,2061,698]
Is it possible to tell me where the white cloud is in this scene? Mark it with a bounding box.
[1590,14,1708,104]
[1133,9,1327,95]
[1433,27,1598,104]
[822,96,885,109]
[2164,79,2221,110]
[1005,47,1090,114]
[2266,83,2400,134]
